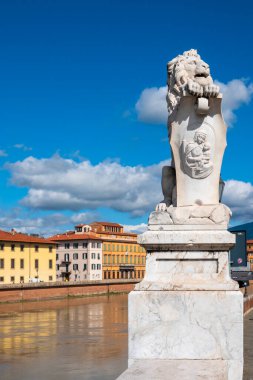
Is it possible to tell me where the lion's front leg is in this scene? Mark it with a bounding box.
[186,79,203,97]
[203,84,220,98]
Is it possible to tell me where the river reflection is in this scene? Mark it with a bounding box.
[0,295,128,380]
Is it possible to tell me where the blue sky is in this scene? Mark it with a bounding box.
[0,0,253,235]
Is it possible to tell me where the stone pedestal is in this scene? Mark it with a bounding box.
[117,222,243,380]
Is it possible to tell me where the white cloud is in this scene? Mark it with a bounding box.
[6,154,253,226]
[14,144,32,151]
[135,79,253,126]
[215,79,253,125]
[0,150,8,157]
[0,210,98,236]
[6,155,168,217]
[223,179,253,223]
[135,86,167,124]
[123,223,147,234]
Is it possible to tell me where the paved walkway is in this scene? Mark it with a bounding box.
[244,309,253,380]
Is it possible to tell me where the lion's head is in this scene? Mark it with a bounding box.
[167,49,219,117]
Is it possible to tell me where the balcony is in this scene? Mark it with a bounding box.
[61,270,71,275]
[119,264,134,271]
[60,260,71,265]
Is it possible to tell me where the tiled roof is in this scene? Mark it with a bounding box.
[50,232,101,241]
[90,221,123,227]
[97,231,137,237]
[0,230,55,244]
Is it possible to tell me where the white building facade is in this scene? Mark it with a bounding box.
[52,233,102,281]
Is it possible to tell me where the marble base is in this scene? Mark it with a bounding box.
[116,226,243,380]
[135,251,238,291]
[117,359,241,380]
[127,290,243,379]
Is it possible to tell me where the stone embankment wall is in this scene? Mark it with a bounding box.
[0,279,138,303]
[1,280,253,313]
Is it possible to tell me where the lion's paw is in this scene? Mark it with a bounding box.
[155,202,168,212]
[204,84,220,98]
[187,80,203,97]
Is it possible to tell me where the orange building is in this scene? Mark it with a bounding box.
[73,222,146,280]
[247,240,253,270]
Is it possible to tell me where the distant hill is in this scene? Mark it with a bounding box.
[229,222,253,240]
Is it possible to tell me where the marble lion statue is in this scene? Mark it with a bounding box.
[166,49,220,117]
[157,49,221,211]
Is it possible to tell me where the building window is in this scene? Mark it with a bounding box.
[91,242,96,248]
[0,259,4,269]
[20,276,24,283]
[97,253,100,260]
[97,264,101,270]
[104,255,107,264]
[11,259,15,269]
[108,244,111,251]
[91,253,96,259]
[97,242,101,248]
[20,244,24,252]
[0,276,4,282]
[64,253,70,262]
[73,264,78,271]
[11,244,15,251]
[10,276,15,283]
[73,242,79,249]
[83,242,88,248]
[73,253,78,260]
[49,246,53,253]
[35,259,39,269]
[35,245,39,252]
[56,244,59,249]
[56,264,60,271]
[20,259,24,269]
[56,254,59,260]
[82,253,87,260]
[49,259,53,269]
[112,244,115,251]
[83,264,87,271]
[64,243,70,249]
[0,243,4,251]
[91,264,96,270]
[49,276,53,281]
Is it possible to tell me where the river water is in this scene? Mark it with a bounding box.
[0,295,128,380]
[0,294,252,380]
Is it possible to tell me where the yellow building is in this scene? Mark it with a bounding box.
[0,229,56,284]
[80,222,146,280]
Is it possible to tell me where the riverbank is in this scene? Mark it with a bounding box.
[1,280,253,317]
[0,279,138,303]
